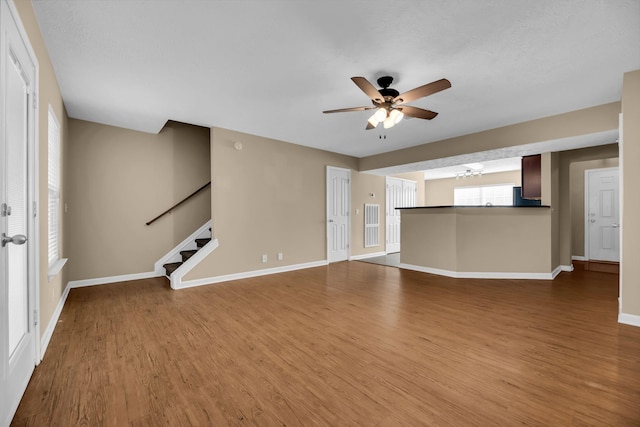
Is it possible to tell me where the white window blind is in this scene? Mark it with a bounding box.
[454,184,515,206]
[48,108,61,268]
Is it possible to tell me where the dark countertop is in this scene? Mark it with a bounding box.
[397,205,551,209]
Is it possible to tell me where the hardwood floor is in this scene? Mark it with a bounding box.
[12,262,640,426]
[574,260,620,275]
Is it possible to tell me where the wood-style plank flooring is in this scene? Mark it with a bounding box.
[12,262,640,426]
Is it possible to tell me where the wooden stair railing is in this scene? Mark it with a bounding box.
[146,181,211,226]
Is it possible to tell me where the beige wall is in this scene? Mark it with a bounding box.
[549,152,560,269]
[400,209,457,271]
[185,127,359,280]
[67,120,211,281]
[351,172,386,256]
[570,158,618,258]
[400,207,552,274]
[359,102,620,172]
[14,0,70,338]
[424,170,521,206]
[621,70,640,319]
[557,144,619,267]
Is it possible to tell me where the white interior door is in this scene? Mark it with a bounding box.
[1,1,38,425]
[327,167,350,262]
[403,180,417,208]
[386,178,402,253]
[586,167,620,262]
[386,178,416,253]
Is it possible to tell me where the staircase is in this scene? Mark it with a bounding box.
[154,221,214,284]
[163,234,211,276]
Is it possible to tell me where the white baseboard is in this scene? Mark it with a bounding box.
[349,251,387,261]
[399,263,557,280]
[175,260,328,290]
[618,313,640,327]
[40,281,71,360]
[399,263,458,278]
[572,255,587,261]
[68,271,159,288]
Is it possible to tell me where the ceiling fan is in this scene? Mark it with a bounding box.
[323,75,451,130]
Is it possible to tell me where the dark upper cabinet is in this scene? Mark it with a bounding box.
[521,154,541,200]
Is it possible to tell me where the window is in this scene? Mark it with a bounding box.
[454,184,515,206]
[48,108,61,269]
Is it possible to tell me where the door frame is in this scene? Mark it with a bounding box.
[584,166,619,261]
[1,0,41,421]
[326,166,350,262]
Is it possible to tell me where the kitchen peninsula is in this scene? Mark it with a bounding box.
[398,206,558,279]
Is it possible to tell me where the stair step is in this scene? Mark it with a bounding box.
[195,238,211,248]
[180,249,198,262]
[163,262,182,276]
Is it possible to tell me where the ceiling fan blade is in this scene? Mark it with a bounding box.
[351,77,385,103]
[398,106,438,120]
[365,122,376,130]
[393,78,451,105]
[323,106,376,114]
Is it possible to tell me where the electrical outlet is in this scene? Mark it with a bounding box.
[278,252,283,261]
[262,254,267,263]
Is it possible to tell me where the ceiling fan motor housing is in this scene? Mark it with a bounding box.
[376,76,399,100]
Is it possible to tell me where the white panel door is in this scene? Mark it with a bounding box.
[402,180,417,209]
[386,178,417,253]
[587,168,620,262]
[385,178,403,253]
[327,167,350,262]
[1,1,38,425]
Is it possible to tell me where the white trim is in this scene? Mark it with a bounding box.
[4,1,42,359]
[4,0,41,360]
[154,220,212,275]
[618,113,624,319]
[68,271,159,288]
[39,281,70,359]
[550,266,563,278]
[175,260,328,290]
[571,255,587,261]
[618,313,640,328]
[399,263,558,280]
[5,0,41,365]
[559,264,573,273]
[169,238,219,289]
[349,251,387,261]
[47,257,67,282]
[1,3,41,425]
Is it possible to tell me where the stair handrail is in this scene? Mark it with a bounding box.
[146,181,211,226]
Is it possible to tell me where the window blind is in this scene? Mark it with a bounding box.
[454,184,515,206]
[48,108,60,267]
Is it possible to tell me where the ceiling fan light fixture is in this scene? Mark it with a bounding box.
[389,109,404,125]
[374,107,387,122]
[383,115,396,129]
[367,114,380,128]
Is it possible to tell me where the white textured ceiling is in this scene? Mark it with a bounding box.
[32,0,639,158]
